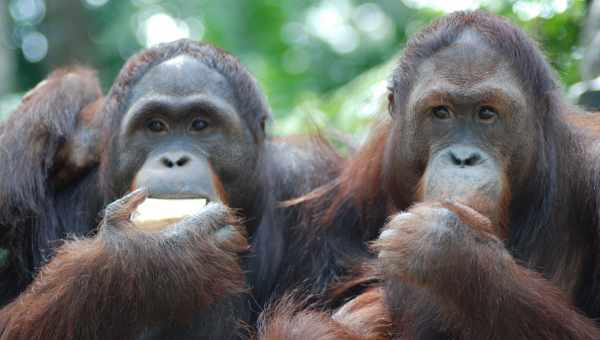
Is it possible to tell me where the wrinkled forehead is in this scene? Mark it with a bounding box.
[130,55,237,105]
[411,29,525,103]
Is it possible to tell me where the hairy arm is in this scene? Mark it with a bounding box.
[0,67,104,304]
[256,287,390,340]
[0,191,248,340]
[375,201,600,340]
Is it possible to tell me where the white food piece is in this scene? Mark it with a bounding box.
[131,198,208,231]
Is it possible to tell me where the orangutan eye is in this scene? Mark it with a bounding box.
[146,119,168,133]
[478,106,498,123]
[190,118,209,132]
[432,106,451,120]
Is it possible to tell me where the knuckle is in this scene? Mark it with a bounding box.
[214,225,239,242]
[378,228,400,242]
[177,204,235,234]
[104,202,124,219]
[389,211,416,225]
[430,206,458,224]
[107,198,131,214]
[215,225,248,252]
[205,202,231,216]
[386,212,419,231]
[196,203,233,223]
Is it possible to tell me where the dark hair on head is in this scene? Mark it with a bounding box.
[391,11,560,116]
[103,39,271,142]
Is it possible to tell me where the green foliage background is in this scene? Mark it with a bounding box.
[1,0,589,134]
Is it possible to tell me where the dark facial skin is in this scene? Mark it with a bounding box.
[115,55,260,204]
[388,30,534,221]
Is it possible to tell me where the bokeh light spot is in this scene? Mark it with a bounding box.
[84,0,110,8]
[21,31,48,63]
[142,13,190,47]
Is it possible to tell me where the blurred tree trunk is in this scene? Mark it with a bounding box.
[578,0,600,109]
[0,1,15,96]
[43,0,94,68]
[582,0,600,81]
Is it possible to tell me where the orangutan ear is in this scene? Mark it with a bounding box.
[387,92,395,117]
